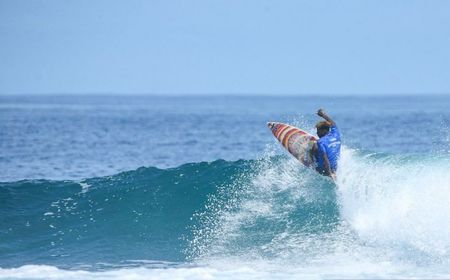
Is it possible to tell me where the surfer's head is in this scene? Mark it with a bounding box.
[316,121,330,138]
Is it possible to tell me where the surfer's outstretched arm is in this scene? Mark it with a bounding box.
[317,109,336,126]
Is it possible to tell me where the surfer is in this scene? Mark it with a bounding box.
[312,109,341,180]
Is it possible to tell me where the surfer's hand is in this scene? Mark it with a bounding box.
[317,109,336,126]
[317,109,325,117]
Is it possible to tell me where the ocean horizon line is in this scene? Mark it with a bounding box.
[1,92,450,98]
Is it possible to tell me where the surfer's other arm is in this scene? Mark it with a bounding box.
[317,109,335,126]
[322,153,336,180]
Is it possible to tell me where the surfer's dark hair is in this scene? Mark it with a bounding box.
[316,121,331,130]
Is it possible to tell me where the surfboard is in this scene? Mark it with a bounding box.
[267,122,318,167]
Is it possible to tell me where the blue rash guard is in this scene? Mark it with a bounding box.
[315,125,341,172]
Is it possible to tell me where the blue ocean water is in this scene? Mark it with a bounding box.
[1,95,450,279]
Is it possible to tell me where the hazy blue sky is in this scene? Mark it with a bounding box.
[1,0,449,95]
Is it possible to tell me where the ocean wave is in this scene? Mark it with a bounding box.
[0,160,252,267]
[1,149,450,275]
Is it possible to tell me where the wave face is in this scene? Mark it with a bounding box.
[0,160,250,268]
[1,148,450,277]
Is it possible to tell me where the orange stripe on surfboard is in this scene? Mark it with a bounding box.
[275,125,290,139]
[272,124,284,138]
[282,129,299,148]
[278,127,295,142]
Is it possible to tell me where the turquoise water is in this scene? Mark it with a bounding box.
[1,95,450,279]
